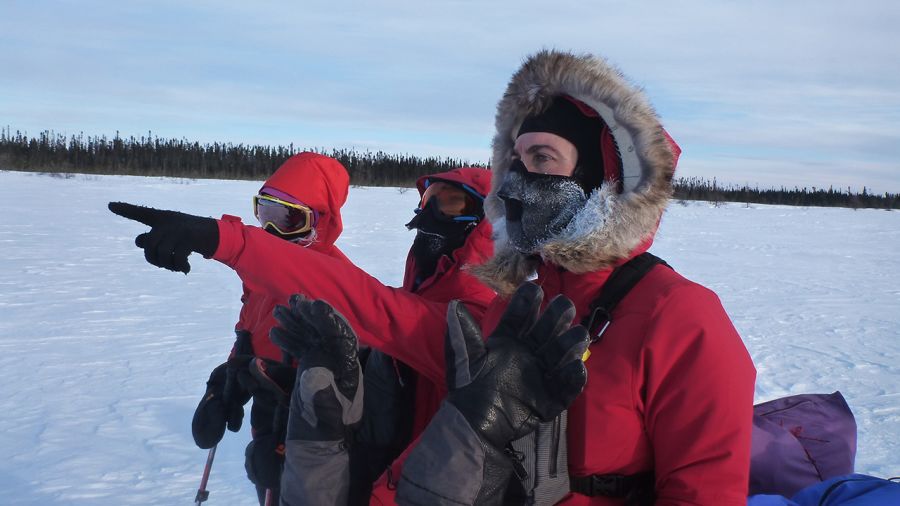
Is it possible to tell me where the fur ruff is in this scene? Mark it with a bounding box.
[472,50,676,295]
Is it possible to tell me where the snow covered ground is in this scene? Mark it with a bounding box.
[1,170,897,505]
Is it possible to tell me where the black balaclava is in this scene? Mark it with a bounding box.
[405,196,479,282]
[498,96,606,254]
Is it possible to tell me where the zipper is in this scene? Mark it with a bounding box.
[549,415,561,478]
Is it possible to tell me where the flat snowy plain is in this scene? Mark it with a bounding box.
[1,170,897,505]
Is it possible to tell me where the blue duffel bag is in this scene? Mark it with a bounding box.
[749,473,900,505]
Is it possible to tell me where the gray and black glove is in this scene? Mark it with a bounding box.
[108,202,219,274]
[447,282,588,447]
[270,295,364,506]
[397,282,589,505]
[271,294,364,442]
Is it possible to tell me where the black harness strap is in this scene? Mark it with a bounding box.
[581,252,670,343]
[570,472,655,503]
[573,252,670,504]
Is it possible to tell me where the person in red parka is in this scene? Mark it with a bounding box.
[188,152,352,506]
[348,168,496,504]
[107,165,495,503]
[388,50,757,505]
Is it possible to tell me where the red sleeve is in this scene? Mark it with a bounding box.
[213,216,450,384]
[235,284,251,332]
[228,284,252,360]
[640,284,756,505]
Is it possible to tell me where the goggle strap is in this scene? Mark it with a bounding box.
[423,178,485,202]
[459,183,485,201]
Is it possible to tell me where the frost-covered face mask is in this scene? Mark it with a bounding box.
[497,160,588,254]
[406,197,476,278]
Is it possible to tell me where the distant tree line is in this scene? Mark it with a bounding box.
[0,128,478,187]
[673,177,897,210]
[1,128,896,210]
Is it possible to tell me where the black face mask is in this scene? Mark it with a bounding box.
[497,160,587,254]
[405,197,476,279]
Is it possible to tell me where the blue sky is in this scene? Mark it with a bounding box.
[2,0,898,193]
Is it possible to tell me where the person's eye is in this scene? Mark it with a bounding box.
[533,152,552,163]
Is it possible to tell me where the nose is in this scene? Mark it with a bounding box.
[497,168,525,222]
[497,161,526,201]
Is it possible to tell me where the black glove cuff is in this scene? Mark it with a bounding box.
[195,217,219,258]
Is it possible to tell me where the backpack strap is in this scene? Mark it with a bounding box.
[569,253,669,504]
[581,252,670,343]
[570,472,655,504]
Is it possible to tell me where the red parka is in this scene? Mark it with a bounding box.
[372,253,756,506]
[233,152,350,361]
[480,260,755,505]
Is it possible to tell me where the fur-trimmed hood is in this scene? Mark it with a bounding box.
[473,50,681,295]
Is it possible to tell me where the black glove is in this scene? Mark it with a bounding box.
[446,281,589,450]
[271,294,363,442]
[237,358,296,492]
[191,362,252,449]
[108,201,219,274]
[244,431,284,490]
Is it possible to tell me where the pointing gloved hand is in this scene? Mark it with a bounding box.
[108,202,219,274]
[191,361,253,449]
[270,294,364,442]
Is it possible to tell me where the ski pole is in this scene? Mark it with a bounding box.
[195,444,217,505]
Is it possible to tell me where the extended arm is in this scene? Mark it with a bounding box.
[108,202,460,384]
[214,217,454,384]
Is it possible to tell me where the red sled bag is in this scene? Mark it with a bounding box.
[749,391,857,497]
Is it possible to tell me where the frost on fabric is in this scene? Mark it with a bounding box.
[497,169,587,254]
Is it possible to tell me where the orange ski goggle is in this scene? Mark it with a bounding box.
[417,180,483,221]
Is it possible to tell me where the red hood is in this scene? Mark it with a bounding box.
[260,152,349,249]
